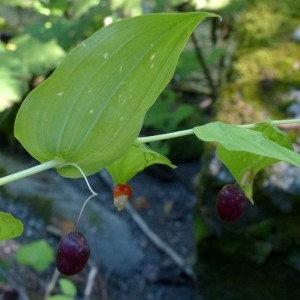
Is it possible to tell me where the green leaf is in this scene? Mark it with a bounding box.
[0,0,32,7]
[15,239,54,272]
[11,34,66,75]
[193,122,300,167]
[14,12,217,178]
[58,278,77,297]
[68,0,100,18]
[106,143,175,184]
[143,92,194,132]
[216,123,294,199]
[24,17,91,51]
[0,47,30,109]
[0,212,23,241]
[193,122,300,199]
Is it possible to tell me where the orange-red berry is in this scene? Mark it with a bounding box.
[113,183,132,197]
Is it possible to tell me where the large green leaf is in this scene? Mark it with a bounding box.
[194,122,300,199]
[0,212,23,241]
[14,12,217,178]
[106,143,175,184]
[193,122,300,167]
[216,123,294,200]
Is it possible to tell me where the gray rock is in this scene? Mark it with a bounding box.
[80,202,144,277]
[286,89,300,117]
[0,151,198,299]
[292,26,300,42]
[0,152,143,277]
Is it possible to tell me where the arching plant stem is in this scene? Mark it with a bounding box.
[0,159,64,186]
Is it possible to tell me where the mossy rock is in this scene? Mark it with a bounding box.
[212,0,300,124]
[235,0,300,48]
[197,0,300,233]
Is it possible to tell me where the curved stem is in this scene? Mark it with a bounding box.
[58,163,98,231]
[75,193,98,230]
[0,159,64,186]
[136,129,194,144]
[59,163,98,196]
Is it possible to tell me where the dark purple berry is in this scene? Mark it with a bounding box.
[216,184,246,223]
[56,231,90,275]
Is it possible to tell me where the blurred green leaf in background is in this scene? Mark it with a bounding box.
[15,239,54,272]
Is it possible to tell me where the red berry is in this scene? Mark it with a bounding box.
[216,184,246,223]
[56,232,90,276]
[113,184,132,211]
[113,183,132,197]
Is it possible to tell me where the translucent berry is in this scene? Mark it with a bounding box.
[113,183,132,211]
[56,231,90,275]
[216,184,246,223]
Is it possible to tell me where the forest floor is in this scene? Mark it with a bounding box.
[0,150,201,300]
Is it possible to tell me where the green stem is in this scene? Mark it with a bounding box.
[2,118,300,186]
[136,129,194,144]
[240,118,300,129]
[60,162,97,195]
[0,159,64,186]
[136,118,300,144]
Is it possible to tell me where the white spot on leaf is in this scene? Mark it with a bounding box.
[117,94,123,103]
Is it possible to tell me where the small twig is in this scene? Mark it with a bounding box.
[44,269,60,299]
[96,171,195,279]
[8,275,30,300]
[190,32,217,101]
[84,266,98,299]
[125,203,195,279]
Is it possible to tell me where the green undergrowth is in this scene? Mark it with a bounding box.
[214,0,300,125]
[197,249,300,300]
